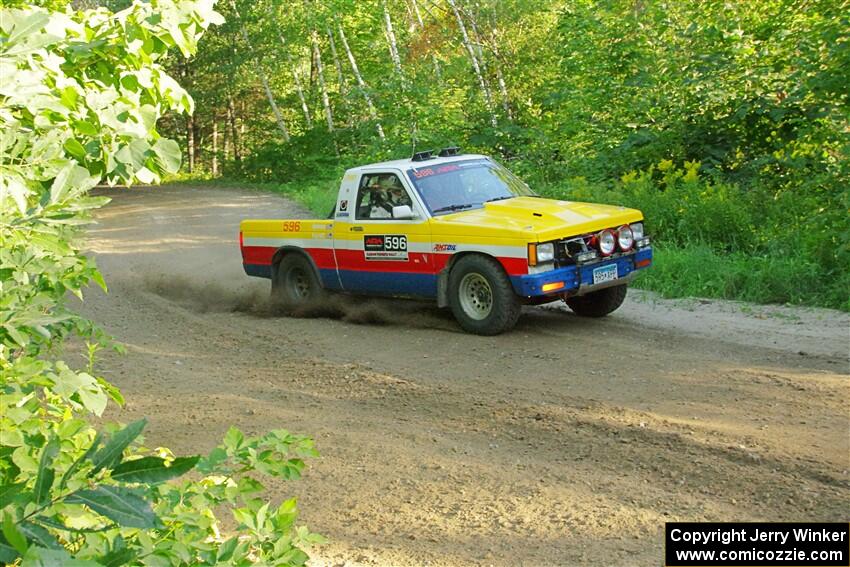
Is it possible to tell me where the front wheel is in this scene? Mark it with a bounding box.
[448,255,520,335]
[272,253,323,304]
[565,284,627,317]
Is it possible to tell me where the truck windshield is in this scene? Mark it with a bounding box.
[406,159,535,215]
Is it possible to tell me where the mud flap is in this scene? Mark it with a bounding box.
[437,270,449,308]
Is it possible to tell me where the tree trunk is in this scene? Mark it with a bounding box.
[409,0,441,80]
[227,95,241,163]
[230,0,290,142]
[276,30,312,129]
[468,11,511,120]
[446,0,497,127]
[240,99,246,145]
[186,113,195,173]
[293,64,313,129]
[327,26,353,127]
[488,22,513,121]
[382,0,403,78]
[337,23,385,140]
[410,0,424,25]
[326,26,346,91]
[211,117,219,176]
[312,31,334,132]
[223,109,231,161]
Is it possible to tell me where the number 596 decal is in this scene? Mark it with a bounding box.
[364,234,409,261]
[384,235,407,251]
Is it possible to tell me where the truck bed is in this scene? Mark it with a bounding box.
[239,219,334,280]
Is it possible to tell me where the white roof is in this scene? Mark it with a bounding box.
[348,153,488,175]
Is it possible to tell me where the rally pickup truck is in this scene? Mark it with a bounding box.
[239,148,652,335]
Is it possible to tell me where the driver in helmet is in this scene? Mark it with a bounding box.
[370,176,411,218]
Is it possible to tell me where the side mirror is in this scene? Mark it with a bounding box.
[392,205,415,220]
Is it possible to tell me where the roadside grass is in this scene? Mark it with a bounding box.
[639,245,846,310]
[164,173,848,312]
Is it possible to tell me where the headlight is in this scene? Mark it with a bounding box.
[528,242,555,266]
[598,229,616,256]
[631,222,644,240]
[617,225,634,251]
[537,242,555,263]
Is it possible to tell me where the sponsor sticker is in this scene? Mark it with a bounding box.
[411,164,461,179]
[339,199,348,211]
[364,234,408,261]
[433,243,457,252]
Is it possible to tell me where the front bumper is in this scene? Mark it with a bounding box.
[511,246,653,298]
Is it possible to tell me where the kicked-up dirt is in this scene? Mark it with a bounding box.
[76,184,850,566]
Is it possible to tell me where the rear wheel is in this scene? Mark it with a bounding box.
[272,254,322,304]
[448,255,520,335]
[565,284,627,317]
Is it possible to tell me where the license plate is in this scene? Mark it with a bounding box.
[592,263,618,285]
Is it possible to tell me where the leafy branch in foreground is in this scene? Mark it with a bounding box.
[0,1,322,564]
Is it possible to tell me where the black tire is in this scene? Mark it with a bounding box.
[565,284,627,317]
[272,253,323,304]
[448,255,521,335]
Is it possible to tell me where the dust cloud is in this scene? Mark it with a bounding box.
[141,274,454,329]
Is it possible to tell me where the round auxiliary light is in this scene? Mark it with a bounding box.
[617,225,634,251]
[598,229,616,256]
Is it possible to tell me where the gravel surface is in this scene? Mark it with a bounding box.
[77,184,850,567]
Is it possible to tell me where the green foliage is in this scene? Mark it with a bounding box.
[163,0,847,310]
[539,160,849,310]
[638,245,835,308]
[1,1,321,564]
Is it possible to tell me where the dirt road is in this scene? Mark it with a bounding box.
[77,184,849,567]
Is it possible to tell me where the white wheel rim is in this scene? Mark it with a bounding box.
[459,273,493,320]
[288,267,311,299]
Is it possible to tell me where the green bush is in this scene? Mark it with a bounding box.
[0,2,322,564]
[539,161,848,311]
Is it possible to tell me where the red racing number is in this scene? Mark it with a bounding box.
[282,221,301,232]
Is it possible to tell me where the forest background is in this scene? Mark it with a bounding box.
[23,0,850,309]
[166,0,848,310]
[0,0,845,563]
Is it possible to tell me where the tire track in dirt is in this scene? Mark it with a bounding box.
[77,185,849,567]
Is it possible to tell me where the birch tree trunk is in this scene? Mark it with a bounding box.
[186,113,195,173]
[382,0,403,78]
[326,26,346,91]
[227,95,241,163]
[446,0,497,127]
[275,30,312,129]
[223,112,230,161]
[488,21,513,121]
[312,31,334,132]
[230,0,290,142]
[468,9,512,120]
[293,64,313,129]
[211,117,219,175]
[239,101,246,150]
[338,23,385,140]
[409,0,441,79]
[327,26,352,127]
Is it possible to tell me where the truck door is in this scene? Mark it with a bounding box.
[332,171,436,296]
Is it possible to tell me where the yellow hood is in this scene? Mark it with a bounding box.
[430,197,643,241]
